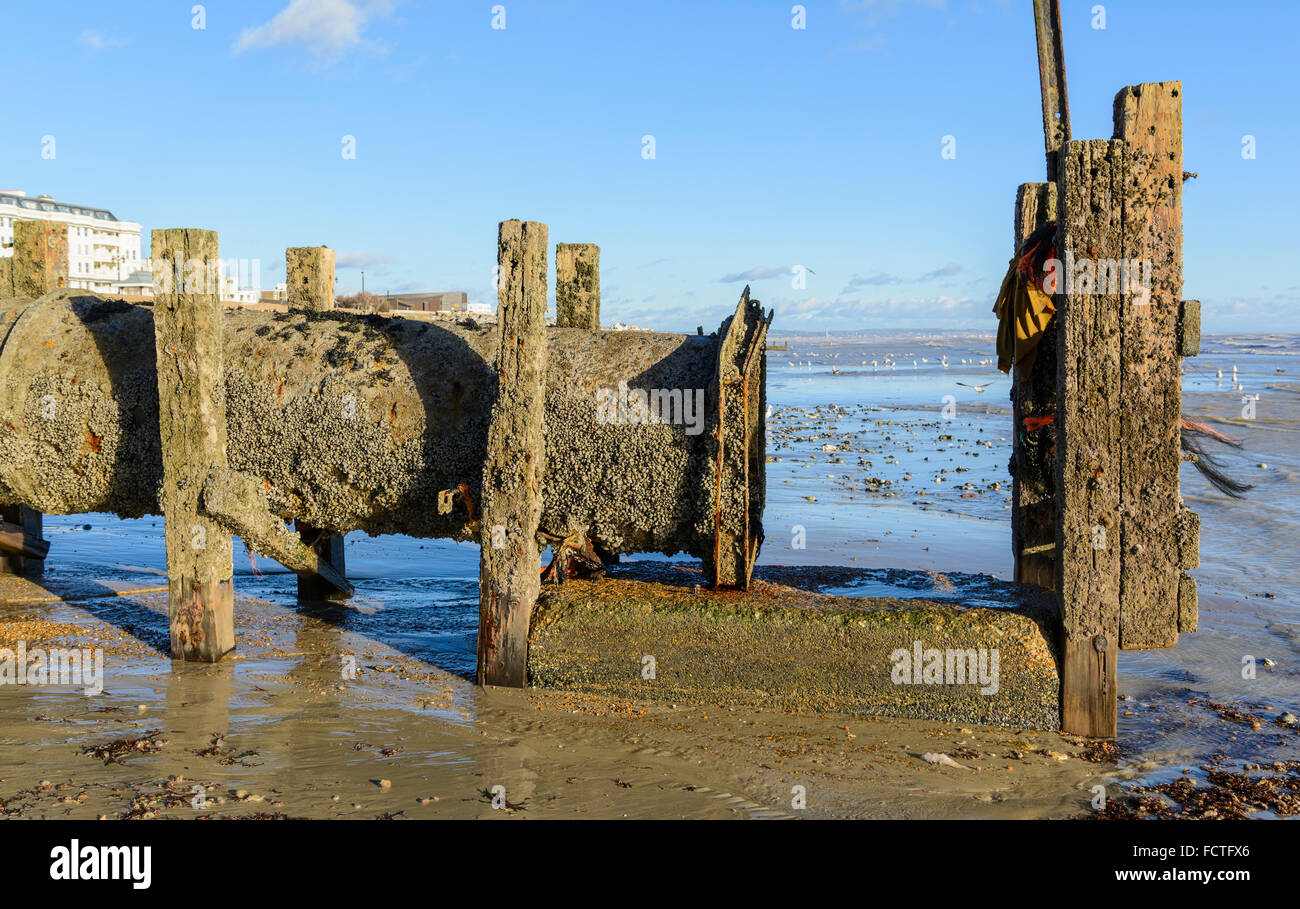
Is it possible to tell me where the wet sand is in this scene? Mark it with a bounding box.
[1,584,1111,819]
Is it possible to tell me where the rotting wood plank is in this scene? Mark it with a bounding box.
[1055,139,1125,738]
[706,286,771,589]
[1114,82,1184,650]
[1011,182,1059,591]
[477,219,549,687]
[153,228,235,662]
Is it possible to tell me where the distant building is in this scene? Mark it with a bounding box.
[386,291,468,312]
[261,283,288,303]
[467,302,492,315]
[0,190,142,292]
[113,269,153,297]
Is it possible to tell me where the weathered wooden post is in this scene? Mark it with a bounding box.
[153,229,235,662]
[1055,139,1125,738]
[1053,81,1191,737]
[0,220,66,575]
[285,245,349,601]
[286,246,336,312]
[555,243,599,329]
[477,219,548,687]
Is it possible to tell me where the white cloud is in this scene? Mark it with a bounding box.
[78,30,127,50]
[234,0,394,60]
[336,251,396,268]
[719,265,792,283]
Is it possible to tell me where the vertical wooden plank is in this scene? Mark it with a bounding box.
[705,287,771,589]
[477,219,548,687]
[1011,182,1059,590]
[555,243,599,329]
[1055,139,1125,738]
[152,229,235,662]
[1114,82,1184,650]
[285,246,336,312]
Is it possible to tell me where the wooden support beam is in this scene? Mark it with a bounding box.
[555,243,600,329]
[199,466,353,597]
[153,228,235,662]
[1055,139,1125,738]
[1010,182,1058,591]
[477,219,549,687]
[284,245,348,598]
[1114,82,1184,651]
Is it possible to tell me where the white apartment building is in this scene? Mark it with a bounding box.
[0,190,143,292]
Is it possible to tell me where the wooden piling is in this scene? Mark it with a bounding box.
[12,221,69,297]
[1010,182,1059,591]
[286,246,336,312]
[152,229,235,662]
[555,243,599,329]
[1113,82,1185,650]
[477,219,549,687]
[1055,139,1125,738]
[285,245,348,599]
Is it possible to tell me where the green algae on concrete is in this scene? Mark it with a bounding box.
[529,563,1062,730]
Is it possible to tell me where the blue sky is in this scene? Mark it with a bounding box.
[3,0,1296,332]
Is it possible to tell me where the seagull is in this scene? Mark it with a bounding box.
[956,382,992,393]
